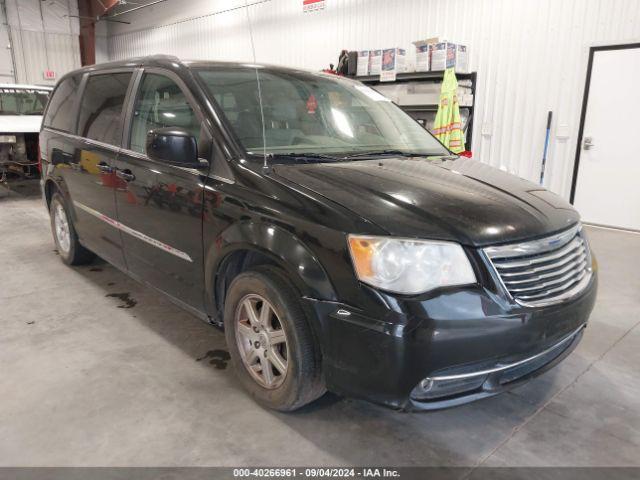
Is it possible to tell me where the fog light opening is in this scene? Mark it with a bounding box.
[420,378,434,392]
[411,375,488,401]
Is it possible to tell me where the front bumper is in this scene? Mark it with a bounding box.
[305,273,597,410]
[408,323,584,409]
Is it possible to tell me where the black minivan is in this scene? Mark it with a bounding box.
[39,55,597,411]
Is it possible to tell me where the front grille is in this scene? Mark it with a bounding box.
[484,224,593,307]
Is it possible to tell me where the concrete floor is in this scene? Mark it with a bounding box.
[1,191,639,467]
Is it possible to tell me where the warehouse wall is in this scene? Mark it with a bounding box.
[95,21,109,64]
[106,0,640,200]
[4,0,81,86]
[0,2,15,83]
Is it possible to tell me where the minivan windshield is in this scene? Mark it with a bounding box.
[196,67,449,158]
[0,88,50,115]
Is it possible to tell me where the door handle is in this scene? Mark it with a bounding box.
[583,136,594,150]
[116,168,136,182]
[97,162,114,173]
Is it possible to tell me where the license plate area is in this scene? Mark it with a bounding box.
[0,135,17,143]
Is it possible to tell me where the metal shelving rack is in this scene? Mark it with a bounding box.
[357,71,477,152]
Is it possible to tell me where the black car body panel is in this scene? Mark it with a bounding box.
[306,276,596,409]
[272,156,580,246]
[40,55,597,410]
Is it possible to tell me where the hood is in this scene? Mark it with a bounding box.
[0,115,43,134]
[272,156,579,247]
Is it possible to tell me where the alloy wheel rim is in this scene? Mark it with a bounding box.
[54,204,71,254]
[234,294,289,389]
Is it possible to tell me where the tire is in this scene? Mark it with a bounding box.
[50,192,95,266]
[224,267,325,411]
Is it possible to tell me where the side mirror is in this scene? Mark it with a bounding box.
[145,127,208,169]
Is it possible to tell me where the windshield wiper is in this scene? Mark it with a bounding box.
[268,152,341,161]
[259,151,457,163]
[340,150,450,159]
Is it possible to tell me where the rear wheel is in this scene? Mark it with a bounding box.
[224,268,325,411]
[50,193,95,266]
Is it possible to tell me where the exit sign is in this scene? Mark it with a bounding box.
[43,70,56,80]
[303,0,325,12]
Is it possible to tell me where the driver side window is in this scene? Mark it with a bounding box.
[130,73,201,154]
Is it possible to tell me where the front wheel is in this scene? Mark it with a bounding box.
[50,193,95,266]
[224,268,325,411]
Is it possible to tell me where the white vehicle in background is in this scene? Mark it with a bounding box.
[0,84,52,182]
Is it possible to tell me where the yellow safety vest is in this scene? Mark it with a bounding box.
[433,68,464,154]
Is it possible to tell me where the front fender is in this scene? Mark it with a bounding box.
[204,221,337,315]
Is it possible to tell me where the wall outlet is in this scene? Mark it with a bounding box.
[556,124,570,140]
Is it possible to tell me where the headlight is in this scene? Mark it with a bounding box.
[347,235,476,294]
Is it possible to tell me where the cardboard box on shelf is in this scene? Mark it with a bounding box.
[356,50,370,76]
[430,41,454,71]
[455,45,469,73]
[415,44,431,72]
[391,82,473,107]
[368,50,382,75]
[430,41,469,72]
[380,48,406,82]
[413,37,439,72]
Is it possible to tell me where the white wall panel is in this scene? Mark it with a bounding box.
[5,0,80,86]
[0,2,15,83]
[96,21,109,64]
[107,0,640,199]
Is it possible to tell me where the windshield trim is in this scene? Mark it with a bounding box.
[245,150,458,165]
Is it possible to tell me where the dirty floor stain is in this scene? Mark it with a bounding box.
[105,292,137,309]
[196,349,231,369]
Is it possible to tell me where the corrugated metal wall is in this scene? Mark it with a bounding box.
[5,0,80,86]
[0,2,15,83]
[107,0,640,199]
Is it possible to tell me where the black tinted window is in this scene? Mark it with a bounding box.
[43,76,81,132]
[130,74,200,154]
[77,73,132,145]
[197,68,448,156]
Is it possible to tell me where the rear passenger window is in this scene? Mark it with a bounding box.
[130,74,200,154]
[43,75,81,132]
[77,73,132,146]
